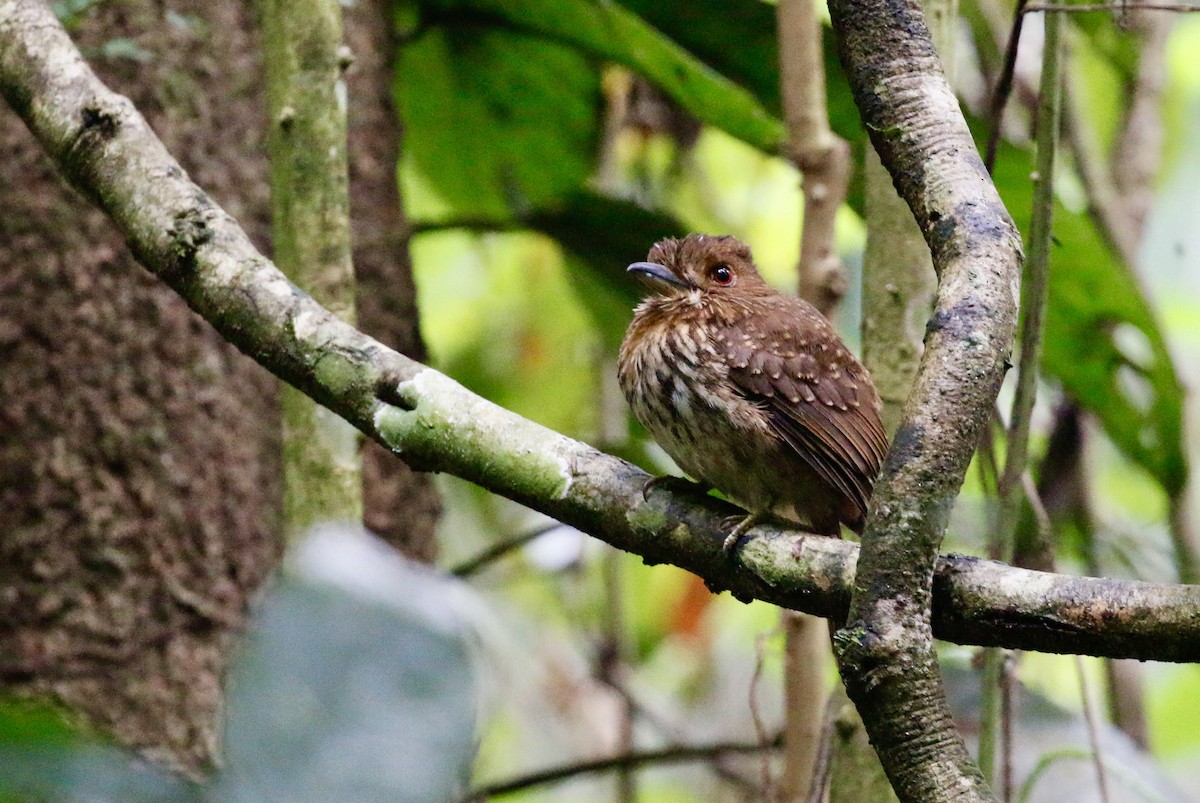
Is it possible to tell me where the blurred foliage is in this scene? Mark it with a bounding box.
[386,0,1200,799]
[13,1,1200,800]
[398,0,784,153]
[396,28,598,221]
[992,136,1187,496]
[0,528,478,803]
[397,0,1190,497]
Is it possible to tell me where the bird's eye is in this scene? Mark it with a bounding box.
[710,264,734,286]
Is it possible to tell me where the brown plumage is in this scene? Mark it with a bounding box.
[617,234,888,539]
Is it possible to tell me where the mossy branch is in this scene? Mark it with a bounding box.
[1,0,1197,694]
[260,0,362,533]
[828,0,1022,799]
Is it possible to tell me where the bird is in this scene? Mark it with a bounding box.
[617,234,888,548]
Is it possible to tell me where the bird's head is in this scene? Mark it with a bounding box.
[627,234,770,299]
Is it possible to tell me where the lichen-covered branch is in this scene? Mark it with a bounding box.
[827,0,1024,800]
[1,0,1198,677]
[260,0,362,534]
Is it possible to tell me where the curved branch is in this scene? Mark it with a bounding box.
[0,0,1196,669]
[777,0,851,314]
[464,736,781,800]
[827,0,1024,800]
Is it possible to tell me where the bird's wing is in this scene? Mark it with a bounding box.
[720,311,889,519]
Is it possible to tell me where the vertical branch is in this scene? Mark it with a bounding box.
[861,0,956,432]
[999,0,1064,601]
[778,0,852,316]
[776,2,848,797]
[260,0,362,534]
[600,548,637,803]
[1075,656,1113,803]
[984,0,1030,173]
[828,0,1024,797]
[981,2,1064,789]
[847,0,966,798]
[347,0,442,562]
[827,0,959,793]
[860,145,936,432]
[594,338,637,801]
[778,613,829,802]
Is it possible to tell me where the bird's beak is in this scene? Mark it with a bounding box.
[628,261,688,294]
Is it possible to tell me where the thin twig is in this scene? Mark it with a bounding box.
[982,0,1064,786]
[450,523,564,578]
[978,649,1004,786]
[998,0,1063,602]
[601,676,765,796]
[1024,2,1200,11]
[463,736,784,800]
[804,692,841,803]
[1000,654,1015,802]
[599,547,636,803]
[984,0,1029,173]
[1075,656,1113,803]
[750,629,778,800]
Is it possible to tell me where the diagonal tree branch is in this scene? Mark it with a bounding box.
[1,0,1198,675]
[827,0,1023,800]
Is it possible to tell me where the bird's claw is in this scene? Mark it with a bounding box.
[640,475,710,502]
[720,511,761,557]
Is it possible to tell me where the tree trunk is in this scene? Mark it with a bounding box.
[0,0,437,773]
[0,0,278,775]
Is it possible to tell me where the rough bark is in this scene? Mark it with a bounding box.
[4,0,1200,673]
[851,1,958,796]
[0,0,280,774]
[827,0,1022,799]
[0,0,433,771]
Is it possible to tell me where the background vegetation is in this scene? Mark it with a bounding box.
[3,0,1200,801]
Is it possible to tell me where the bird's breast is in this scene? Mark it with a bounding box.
[618,309,774,497]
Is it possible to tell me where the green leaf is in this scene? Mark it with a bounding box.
[528,191,685,348]
[614,1,862,152]
[0,699,194,802]
[991,141,1188,495]
[397,27,599,221]
[616,0,782,115]
[410,0,786,153]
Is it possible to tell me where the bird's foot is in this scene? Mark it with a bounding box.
[720,510,763,557]
[641,475,710,502]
